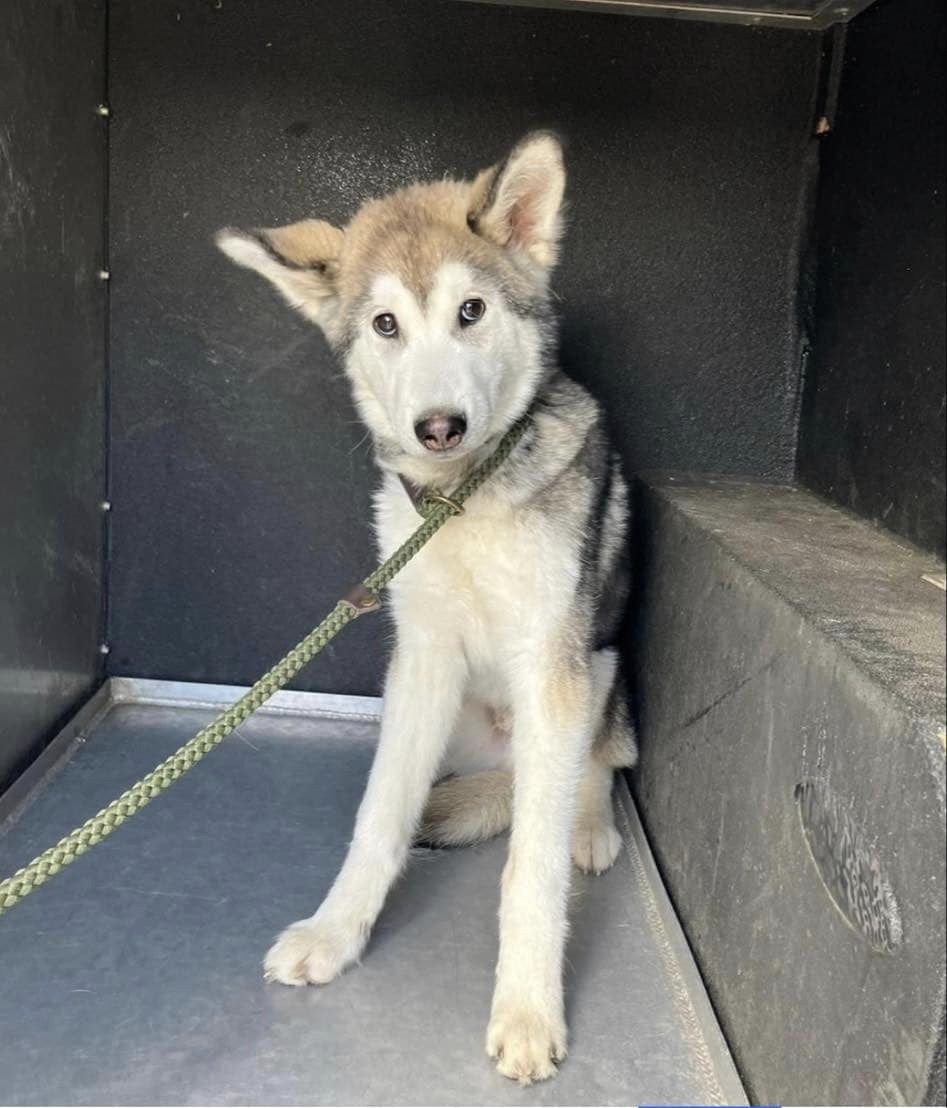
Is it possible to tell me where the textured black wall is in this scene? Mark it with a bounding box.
[107,0,820,693]
[798,0,946,558]
[0,1,107,789]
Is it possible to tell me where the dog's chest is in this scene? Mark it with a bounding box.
[375,481,581,657]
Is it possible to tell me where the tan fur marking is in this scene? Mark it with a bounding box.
[542,642,591,727]
[266,219,344,268]
[336,180,533,310]
[419,770,513,847]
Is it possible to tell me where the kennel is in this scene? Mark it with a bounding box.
[0,0,944,1104]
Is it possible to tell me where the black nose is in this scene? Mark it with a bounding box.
[414,413,467,452]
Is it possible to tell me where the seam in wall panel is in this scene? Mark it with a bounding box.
[784,28,840,479]
[100,0,113,673]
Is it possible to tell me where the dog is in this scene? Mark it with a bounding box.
[216,131,636,1085]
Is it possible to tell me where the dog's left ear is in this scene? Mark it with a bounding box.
[469,131,566,270]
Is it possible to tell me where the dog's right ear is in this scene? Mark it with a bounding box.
[215,219,345,333]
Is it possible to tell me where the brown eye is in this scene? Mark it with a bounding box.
[459,298,485,326]
[373,312,398,338]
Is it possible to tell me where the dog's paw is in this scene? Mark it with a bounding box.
[263,917,360,987]
[572,821,622,874]
[486,1004,567,1085]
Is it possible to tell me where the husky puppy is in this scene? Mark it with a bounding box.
[217,132,636,1085]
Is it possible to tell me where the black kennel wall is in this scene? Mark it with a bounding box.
[1,0,944,1104]
[798,0,946,558]
[105,0,820,693]
[0,3,107,789]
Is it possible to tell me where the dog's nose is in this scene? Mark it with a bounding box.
[414,413,467,452]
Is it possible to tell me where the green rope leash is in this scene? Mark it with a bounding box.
[0,417,530,919]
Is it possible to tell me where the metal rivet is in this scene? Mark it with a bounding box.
[100,500,112,512]
[99,644,111,655]
[98,269,111,281]
[96,104,110,117]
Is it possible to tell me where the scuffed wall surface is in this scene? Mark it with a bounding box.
[0,0,106,788]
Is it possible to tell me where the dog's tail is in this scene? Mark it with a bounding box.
[418,770,513,847]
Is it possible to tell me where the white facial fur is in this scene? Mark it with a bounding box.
[216,133,566,474]
[344,261,545,463]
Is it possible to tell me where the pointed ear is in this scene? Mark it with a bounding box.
[215,219,345,332]
[469,131,566,269]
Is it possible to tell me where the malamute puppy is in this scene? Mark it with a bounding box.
[217,132,636,1085]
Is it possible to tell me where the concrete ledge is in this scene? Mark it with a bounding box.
[631,476,946,1105]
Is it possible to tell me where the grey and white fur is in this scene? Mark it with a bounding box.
[217,131,636,1086]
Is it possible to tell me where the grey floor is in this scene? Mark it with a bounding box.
[0,682,745,1106]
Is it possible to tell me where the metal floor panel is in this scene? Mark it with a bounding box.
[0,681,745,1106]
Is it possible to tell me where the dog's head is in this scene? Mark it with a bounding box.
[216,132,565,471]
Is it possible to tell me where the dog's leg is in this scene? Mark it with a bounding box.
[486,647,593,1084]
[572,649,623,874]
[571,760,620,874]
[264,637,465,986]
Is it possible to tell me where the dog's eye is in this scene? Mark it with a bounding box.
[373,313,398,338]
[459,299,485,326]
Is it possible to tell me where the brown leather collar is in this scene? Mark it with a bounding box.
[398,473,429,516]
[398,474,465,518]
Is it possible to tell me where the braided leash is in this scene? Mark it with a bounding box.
[0,417,529,919]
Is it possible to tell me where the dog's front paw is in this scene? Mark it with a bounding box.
[572,821,622,874]
[486,1003,567,1085]
[263,917,361,987]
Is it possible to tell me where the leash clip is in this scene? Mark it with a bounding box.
[422,491,464,516]
[398,474,464,518]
